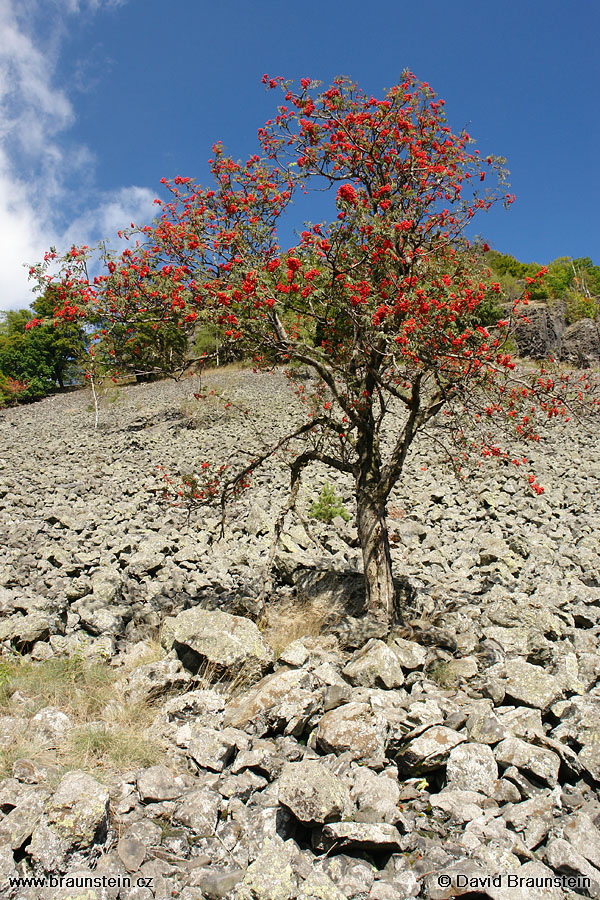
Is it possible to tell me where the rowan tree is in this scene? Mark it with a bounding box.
[31,74,599,619]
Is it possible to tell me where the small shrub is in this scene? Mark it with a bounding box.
[565,292,600,325]
[309,482,351,523]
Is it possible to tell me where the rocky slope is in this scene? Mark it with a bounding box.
[0,368,599,899]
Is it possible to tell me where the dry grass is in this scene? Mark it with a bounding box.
[257,593,337,658]
[0,654,166,781]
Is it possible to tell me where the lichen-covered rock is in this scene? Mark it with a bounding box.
[342,639,405,689]
[161,606,274,674]
[278,759,352,824]
[0,789,48,849]
[446,742,499,796]
[115,657,191,704]
[29,771,109,869]
[494,737,560,786]
[491,659,564,711]
[223,668,321,737]
[465,707,507,745]
[396,726,465,775]
[315,702,387,767]
[0,612,53,648]
[232,838,297,900]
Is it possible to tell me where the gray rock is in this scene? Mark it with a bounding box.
[278,759,352,824]
[136,764,186,801]
[161,607,274,674]
[232,838,297,900]
[0,611,53,648]
[351,767,403,824]
[494,737,560,786]
[117,836,146,872]
[223,668,321,737]
[297,870,347,900]
[342,639,405,689]
[503,788,562,849]
[396,725,465,775]
[315,702,387,767]
[545,838,600,897]
[561,318,600,366]
[182,724,241,772]
[563,813,600,869]
[497,706,544,740]
[430,788,494,824]
[194,866,245,899]
[446,742,499,796]
[493,659,564,710]
[465,708,507,745]
[0,789,48,849]
[578,743,600,781]
[312,822,404,854]
[388,636,427,669]
[116,658,191,704]
[29,771,109,868]
[278,639,310,667]
[28,706,72,748]
[172,788,221,835]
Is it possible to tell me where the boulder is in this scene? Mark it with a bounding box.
[312,822,404,854]
[342,639,405,689]
[160,607,274,675]
[315,702,388,767]
[396,726,465,775]
[29,771,109,868]
[492,659,564,710]
[223,668,321,737]
[278,759,352,824]
[494,737,560,786]
[446,742,499,796]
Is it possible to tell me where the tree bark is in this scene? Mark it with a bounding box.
[356,491,395,620]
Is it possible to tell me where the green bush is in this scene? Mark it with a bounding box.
[309,482,351,523]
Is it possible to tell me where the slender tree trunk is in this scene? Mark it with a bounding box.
[356,490,395,620]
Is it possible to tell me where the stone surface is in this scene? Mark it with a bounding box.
[396,725,465,774]
[278,759,352,824]
[312,822,404,853]
[494,659,564,710]
[161,606,274,673]
[494,737,561,786]
[223,668,321,737]
[446,742,499,796]
[315,702,387,766]
[1,365,600,898]
[342,639,405,689]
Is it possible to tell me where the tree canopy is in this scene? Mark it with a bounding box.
[0,289,86,405]
[30,74,599,618]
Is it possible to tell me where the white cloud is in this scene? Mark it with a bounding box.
[0,0,150,312]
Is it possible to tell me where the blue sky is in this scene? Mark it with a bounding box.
[1,0,598,311]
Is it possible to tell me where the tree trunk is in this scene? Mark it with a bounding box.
[356,492,395,620]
